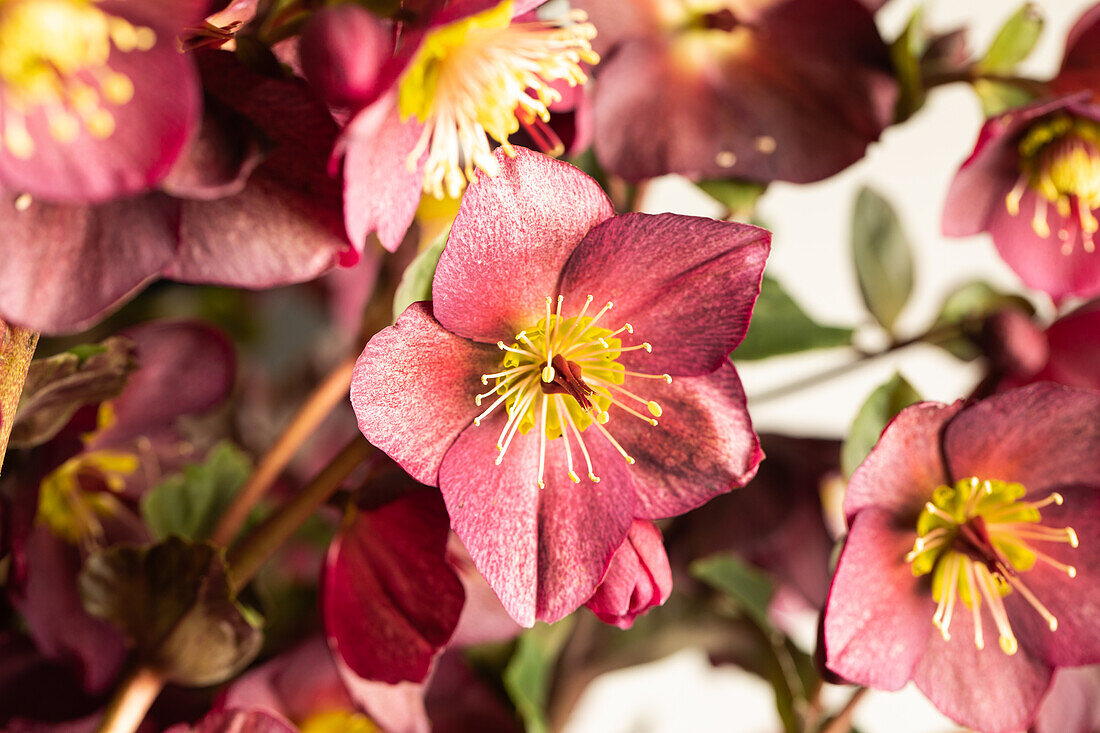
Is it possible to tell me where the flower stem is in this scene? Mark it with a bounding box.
[209,353,357,546]
[819,687,868,733]
[923,67,1051,98]
[226,436,373,593]
[746,322,962,406]
[93,667,163,733]
[0,320,38,475]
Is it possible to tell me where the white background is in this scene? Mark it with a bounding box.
[565,1,1094,731]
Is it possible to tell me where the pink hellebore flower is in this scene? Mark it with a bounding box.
[328,0,600,252]
[352,147,768,626]
[943,96,1100,302]
[0,0,204,202]
[824,383,1100,733]
[584,519,672,629]
[571,0,898,183]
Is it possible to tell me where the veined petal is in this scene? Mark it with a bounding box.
[559,212,769,377]
[613,362,761,519]
[439,409,634,626]
[823,509,933,690]
[351,302,498,486]
[843,401,962,522]
[433,147,613,343]
[944,383,1100,494]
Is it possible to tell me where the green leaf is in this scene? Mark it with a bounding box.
[79,537,263,686]
[841,373,923,479]
[889,7,927,121]
[851,187,915,333]
[392,227,450,321]
[973,79,1037,117]
[932,281,1035,361]
[141,442,252,542]
[733,276,853,360]
[503,617,576,733]
[980,4,1043,74]
[696,180,768,220]
[10,337,137,449]
[691,553,775,630]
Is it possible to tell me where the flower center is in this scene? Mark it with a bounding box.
[473,295,670,488]
[0,0,154,157]
[37,448,137,547]
[397,0,598,199]
[1006,115,1100,255]
[299,710,379,733]
[906,477,1078,655]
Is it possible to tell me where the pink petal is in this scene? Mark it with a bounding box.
[299,5,393,108]
[985,190,1100,302]
[439,408,635,626]
[612,362,761,519]
[585,519,671,629]
[943,383,1100,494]
[160,99,267,201]
[941,114,1020,238]
[1003,484,1100,668]
[0,5,200,203]
[221,638,355,721]
[1039,301,1100,389]
[338,658,430,733]
[571,0,666,57]
[843,401,962,522]
[351,302,498,486]
[433,147,614,343]
[446,535,522,647]
[1053,3,1100,95]
[1033,667,1100,733]
[912,621,1051,733]
[0,194,178,334]
[341,92,426,254]
[92,320,235,446]
[323,490,465,684]
[190,710,296,733]
[823,508,933,690]
[559,213,769,376]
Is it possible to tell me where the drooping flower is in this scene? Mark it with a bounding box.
[352,147,767,626]
[334,0,600,252]
[0,0,206,202]
[943,95,1100,301]
[823,383,1100,733]
[584,519,672,628]
[0,49,353,334]
[570,0,897,183]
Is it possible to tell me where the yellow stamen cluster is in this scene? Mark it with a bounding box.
[474,295,670,489]
[906,477,1078,655]
[37,448,137,547]
[1007,115,1100,254]
[397,0,598,199]
[299,710,380,733]
[0,0,155,157]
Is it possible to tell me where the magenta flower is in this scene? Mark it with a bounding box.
[584,519,671,629]
[989,300,1100,392]
[0,50,352,334]
[0,0,205,202]
[943,96,1100,302]
[332,0,600,252]
[823,383,1100,733]
[352,147,767,626]
[571,0,897,183]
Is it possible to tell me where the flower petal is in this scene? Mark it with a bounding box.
[843,401,962,522]
[351,302,497,486]
[1005,484,1100,668]
[985,190,1100,302]
[433,147,614,343]
[823,508,933,690]
[0,194,178,334]
[324,490,465,684]
[559,212,769,376]
[92,320,236,446]
[0,5,201,202]
[341,92,426,254]
[912,619,1051,733]
[611,362,761,519]
[439,410,635,626]
[944,383,1100,493]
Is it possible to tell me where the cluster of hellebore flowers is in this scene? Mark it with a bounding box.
[6,0,1100,732]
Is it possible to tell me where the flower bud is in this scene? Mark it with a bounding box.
[585,521,672,629]
[981,307,1050,380]
[299,5,392,108]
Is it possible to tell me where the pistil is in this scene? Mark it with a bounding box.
[906,477,1078,655]
[473,294,670,487]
